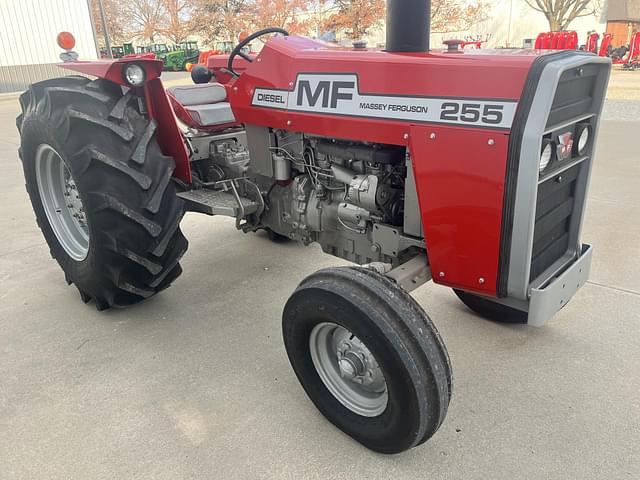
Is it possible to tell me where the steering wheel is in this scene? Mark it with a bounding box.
[227,27,289,77]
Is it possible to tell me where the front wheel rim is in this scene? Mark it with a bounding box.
[309,322,388,417]
[35,144,89,261]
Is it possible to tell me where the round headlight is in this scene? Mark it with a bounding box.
[575,124,592,156]
[539,141,554,173]
[123,63,145,87]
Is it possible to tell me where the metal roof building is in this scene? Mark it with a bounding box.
[0,0,98,93]
[608,0,640,21]
[606,0,640,46]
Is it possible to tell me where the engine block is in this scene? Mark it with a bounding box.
[190,126,418,265]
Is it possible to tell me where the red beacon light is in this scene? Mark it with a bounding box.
[56,32,78,62]
[57,31,76,51]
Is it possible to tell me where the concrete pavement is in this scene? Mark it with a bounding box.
[0,91,639,479]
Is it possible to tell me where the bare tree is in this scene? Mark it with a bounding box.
[431,0,489,33]
[324,0,385,40]
[308,0,333,37]
[126,0,166,42]
[249,0,312,34]
[89,0,125,45]
[161,0,193,44]
[190,0,252,44]
[524,0,596,31]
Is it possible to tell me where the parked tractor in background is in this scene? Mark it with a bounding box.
[187,41,252,73]
[123,45,156,60]
[167,41,200,71]
[122,43,135,56]
[147,43,170,62]
[148,42,200,71]
[17,0,610,454]
[99,45,125,59]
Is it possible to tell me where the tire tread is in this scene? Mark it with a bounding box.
[17,76,187,310]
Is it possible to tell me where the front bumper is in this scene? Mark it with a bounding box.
[527,244,592,326]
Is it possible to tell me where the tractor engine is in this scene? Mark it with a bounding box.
[188,128,413,265]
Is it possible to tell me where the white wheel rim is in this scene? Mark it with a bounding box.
[309,322,388,417]
[35,144,89,261]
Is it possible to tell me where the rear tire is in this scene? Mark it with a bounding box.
[283,267,452,454]
[17,76,188,310]
[453,289,528,323]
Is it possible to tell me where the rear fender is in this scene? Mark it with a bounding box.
[59,59,192,183]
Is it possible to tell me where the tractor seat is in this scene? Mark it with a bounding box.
[167,83,236,129]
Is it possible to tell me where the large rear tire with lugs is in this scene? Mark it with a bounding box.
[17,76,188,310]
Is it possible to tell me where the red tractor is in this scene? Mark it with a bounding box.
[17,0,610,454]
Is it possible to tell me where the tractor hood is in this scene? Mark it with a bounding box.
[229,35,584,145]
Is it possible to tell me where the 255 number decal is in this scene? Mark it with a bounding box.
[440,103,504,125]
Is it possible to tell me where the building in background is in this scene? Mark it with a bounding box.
[346,0,608,50]
[607,0,640,46]
[0,0,98,93]
[437,0,606,49]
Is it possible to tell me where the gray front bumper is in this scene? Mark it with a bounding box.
[527,244,593,327]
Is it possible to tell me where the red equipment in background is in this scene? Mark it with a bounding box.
[534,31,579,50]
[585,32,599,53]
[622,31,640,66]
[187,50,253,76]
[460,34,491,49]
[536,30,639,67]
[582,32,612,57]
[600,33,613,56]
[460,39,484,49]
[186,50,216,72]
[598,31,639,64]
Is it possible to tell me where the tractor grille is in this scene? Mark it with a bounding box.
[545,63,602,128]
[530,164,580,281]
[497,53,610,298]
[530,63,604,282]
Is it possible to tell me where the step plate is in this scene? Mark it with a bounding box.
[177,189,260,217]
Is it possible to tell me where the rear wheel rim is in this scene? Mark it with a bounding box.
[35,144,89,261]
[309,322,388,417]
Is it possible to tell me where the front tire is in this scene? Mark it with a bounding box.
[17,76,188,310]
[283,267,452,454]
[453,289,528,323]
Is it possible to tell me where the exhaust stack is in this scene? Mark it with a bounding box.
[386,0,431,52]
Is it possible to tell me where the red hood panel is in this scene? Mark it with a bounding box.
[230,35,540,144]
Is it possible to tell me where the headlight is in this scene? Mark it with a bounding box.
[574,123,592,156]
[539,140,554,173]
[123,63,146,87]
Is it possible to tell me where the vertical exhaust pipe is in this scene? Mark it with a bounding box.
[386,0,431,52]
